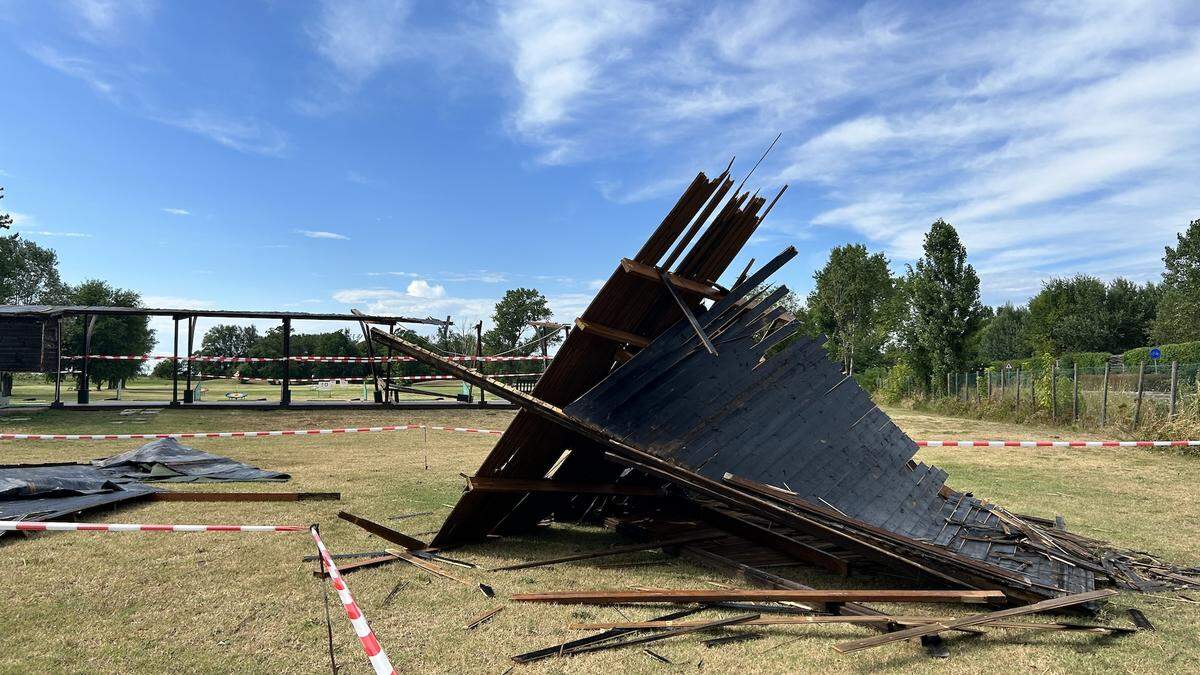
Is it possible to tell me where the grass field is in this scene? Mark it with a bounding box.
[0,405,1197,673]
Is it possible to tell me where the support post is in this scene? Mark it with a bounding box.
[1101,362,1110,426]
[946,372,951,398]
[52,317,63,407]
[1000,368,1006,402]
[77,314,96,404]
[1030,370,1036,410]
[1051,362,1058,421]
[475,321,485,405]
[280,318,291,406]
[1015,367,1021,408]
[1169,360,1179,418]
[1134,361,1145,428]
[183,316,196,403]
[171,317,180,406]
[1072,362,1079,422]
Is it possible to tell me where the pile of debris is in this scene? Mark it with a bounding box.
[360,165,1198,659]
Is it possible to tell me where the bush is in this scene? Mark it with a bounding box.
[880,362,918,404]
[1123,340,1200,367]
[855,365,889,392]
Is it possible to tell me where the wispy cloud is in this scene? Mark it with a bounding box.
[66,0,155,43]
[156,110,288,156]
[16,230,93,238]
[26,44,120,99]
[296,229,350,240]
[162,207,190,216]
[332,285,494,323]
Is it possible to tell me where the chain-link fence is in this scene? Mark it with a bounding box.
[941,360,1200,428]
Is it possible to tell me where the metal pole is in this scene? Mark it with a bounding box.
[281,318,291,406]
[183,316,196,403]
[52,317,63,407]
[1169,360,1179,418]
[1134,361,1146,428]
[946,372,951,398]
[476,321,485,405]
[1001,369,1006,402]
[1072,362,1079,422]
[1100,362,1110,426]
[1015,367,1021,408]
[78,314,94,404]
[1030,370,1036,410]
[1051,362,1059,421]
[171,317,180,405]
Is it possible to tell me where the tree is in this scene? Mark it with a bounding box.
[482,288,557,356]
[62,280,155,389]
[0,234,67,304]
[1026,275,1158,354]
[1154,219,1200,343]
[0,187,12,230]
[978,303,1030,362]
[902,219,985,389]
[807,244,895,373]
[198,324,261,377]
[1104,278,1159,352]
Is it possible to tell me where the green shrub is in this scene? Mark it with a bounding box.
[1123,341,1200,367]
[855,365,889,392]
[880,362,917,404]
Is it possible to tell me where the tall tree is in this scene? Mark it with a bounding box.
[902,219,984,388]
[1026,276,1158,354]
[482,288,556,355]
[0,187,12,230]
[979,303,1030,362]
[0,234,67,304]
[1154,219,1200,343]
[1104,278,1159,352]
[807,244,895,373]
[198,324,261,377]
[62,280,154,389]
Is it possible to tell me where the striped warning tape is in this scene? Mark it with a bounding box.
[917,440,1200,448]
[0,521,303,532]
[310,525,395,675]
[62,354,549,363]
[0,424,505,441]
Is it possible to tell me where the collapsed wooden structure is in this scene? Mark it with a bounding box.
[362,166,1200,610]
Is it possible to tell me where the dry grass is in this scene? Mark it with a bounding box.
[0,405,1198,673]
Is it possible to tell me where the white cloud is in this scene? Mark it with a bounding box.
[66,0,155,42]
[309,0,412,86]
[16,230,93,238]
[158,110,288,156]
[26,44,119,98]
[332,287,495,324]
[406,279,445,299]
[297,229,350,240]
[140,295,216,310]
[441,270,509,284]
[162,207,190,216]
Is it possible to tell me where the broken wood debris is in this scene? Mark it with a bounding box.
[151,491,340,502]
[464,607,504,630]
[510,589,1005,605]
[489,533,719,572]
[338,510,429,551]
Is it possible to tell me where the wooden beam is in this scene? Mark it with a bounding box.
[620,258,725,301]
[312,553,401,578]
[573,318,649,348]
[569,616,1134,634]
[152,491,340,502]
[564,614,760,657]
[511,606,708,664]
[833,589,1117,653]
[510,589,1006,605]
[489,533,719,572]
[338,511,428,551]
[466,476,661,497]
[657,269,718,355]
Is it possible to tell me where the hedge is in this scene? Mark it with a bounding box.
[989,351,1110,372]
[1123,341,1200,367]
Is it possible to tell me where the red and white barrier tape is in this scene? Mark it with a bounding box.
[0,424,505,441]
[0,521,303,532]
[917,439,1200,448]
[63,354,549,363]
[310,525,395,675]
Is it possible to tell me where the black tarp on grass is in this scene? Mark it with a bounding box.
[92,438,289,483]
[0,463,158,523]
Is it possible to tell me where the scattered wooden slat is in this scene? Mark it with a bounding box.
[833,589,1117,653]
[388,511,433,521]
[464,607,504,630]
[511,589,1005,605]
[489,534,718,572]
[339,511,428,550]
[312,553,401,578]
[1128,608,1155,630]
[511,606,708,664]
[387,548,470,585]
[565,614,760,657]
[152,491,340,502]
[466,476,661,497]
[568,615,957,629]
[703,633,763,648]
[302,550,389,562]
[642,648,672,664]
[657,268,717,355]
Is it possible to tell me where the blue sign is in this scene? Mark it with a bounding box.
[1150,348,1162,360]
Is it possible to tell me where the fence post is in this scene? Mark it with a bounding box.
[1030,370,1036,410]
[977,370,983,405]
[1001,369,1007,402]
[1134,361,1146,428]
[1072,362,1079,422]
[1015,367,1022,409]
[946,372,951,398]
[1169,360,1179,418]
[1101,361,1110,427]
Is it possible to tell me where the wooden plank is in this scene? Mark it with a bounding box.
[657,268,717,355]
[489,533,719,572]
[152,491,340,502]
[833,589,1117,653]
[312,553,401,578]
[564,614,760,657]
[573,318,649,348]
[466,476,660,497]
[510,589,1005,605]
[338,511,428,550]
[511,606,707,664]
[464,607,504,630]
[619,258,725,300]
[569,616,957,629]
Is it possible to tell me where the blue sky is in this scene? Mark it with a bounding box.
[2,1,1199,350]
